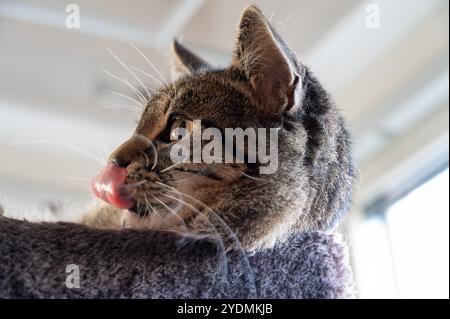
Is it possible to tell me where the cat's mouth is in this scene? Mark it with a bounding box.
[90,161,186,217]
[90,162,135,210]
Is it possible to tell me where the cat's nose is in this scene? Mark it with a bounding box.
[107,135,152,169]
[90,162,134,209]
[110,156,130,168]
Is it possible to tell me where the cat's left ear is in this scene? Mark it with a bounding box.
[170,40,211,81]
[232,6,302,114]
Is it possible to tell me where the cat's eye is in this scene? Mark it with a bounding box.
[168,117,193,142]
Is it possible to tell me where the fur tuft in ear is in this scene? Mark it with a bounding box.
[232,6,301,114]
[170,40,211,81]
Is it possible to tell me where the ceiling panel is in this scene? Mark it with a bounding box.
[10,0,182,31]
[182,0,360,54]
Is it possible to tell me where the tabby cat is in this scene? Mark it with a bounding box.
[81,6,353,252]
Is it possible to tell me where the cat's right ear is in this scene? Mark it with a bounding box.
[170,40,211,81]
[232,6,302,115]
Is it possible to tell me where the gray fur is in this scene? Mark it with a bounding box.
[0,217,355,298]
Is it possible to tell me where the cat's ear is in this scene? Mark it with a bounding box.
[232,6,301,114]
[170,40,211,81]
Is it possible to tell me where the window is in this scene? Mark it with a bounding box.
[354,168,449,299]
[386,168,449,298]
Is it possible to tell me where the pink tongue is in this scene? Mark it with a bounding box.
[90,162,134,209]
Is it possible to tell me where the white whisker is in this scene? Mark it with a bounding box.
[138,148,150,169]
[130,66,163,87]
[10,140,106,167]
[102,69,148,104]
[133,133,158,170]
[104,89,144,108]
[240,171,261,181]
[107,48,152,100]
[150,194,187,230]
[129,43,168,87]
[143,194,162,220]
[123,180,147,189]
[160,162,182,173]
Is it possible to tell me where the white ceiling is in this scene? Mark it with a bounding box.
[0,0,448,213]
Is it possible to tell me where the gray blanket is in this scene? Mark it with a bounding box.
[0,217,355,298]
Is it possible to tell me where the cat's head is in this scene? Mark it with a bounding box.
[91,6,353,245]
